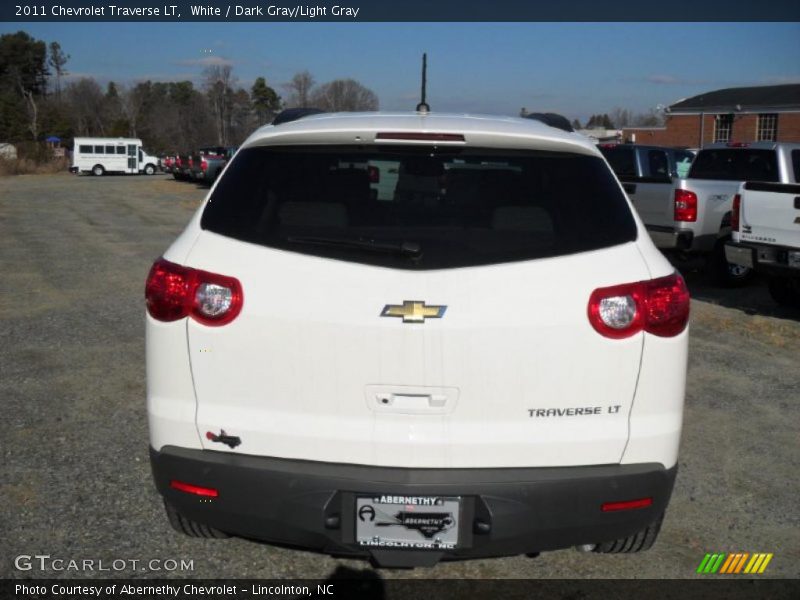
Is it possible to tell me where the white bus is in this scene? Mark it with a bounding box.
[71,137,159,176]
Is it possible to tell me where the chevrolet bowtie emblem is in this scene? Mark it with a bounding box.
[381,300,447,323]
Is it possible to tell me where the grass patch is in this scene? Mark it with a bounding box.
[0,157,69,176]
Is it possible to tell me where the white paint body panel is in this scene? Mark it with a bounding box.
[184,234,649,468]
[734,184,800,249]
[146,112,687,471]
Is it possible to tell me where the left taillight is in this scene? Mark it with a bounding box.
[588,273,690,339]
[145,258,243,326]
[731,193,741,232]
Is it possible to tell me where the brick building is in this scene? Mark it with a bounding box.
[622,84,800,149]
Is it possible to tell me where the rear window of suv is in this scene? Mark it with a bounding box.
[688,148,779,182]
[598,146,636,178]
[201,145,637,270]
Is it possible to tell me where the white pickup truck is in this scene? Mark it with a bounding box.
[725,181,800,307]
[665,142,800,286]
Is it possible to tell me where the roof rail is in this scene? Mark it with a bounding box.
[272,108,326,126]
[523,112,574,133]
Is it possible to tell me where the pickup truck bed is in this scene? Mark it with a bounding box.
[660,142,800,286]
[726,181,800,306]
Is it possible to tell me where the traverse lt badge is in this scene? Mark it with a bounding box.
[381,300,447,323]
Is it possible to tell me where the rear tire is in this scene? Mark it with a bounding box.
[92,164,105,176]
[767,277,800,308]
[163,501,230,539]
[593,512,664,553]
[709,237,753,288]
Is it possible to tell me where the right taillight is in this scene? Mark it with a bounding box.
[674,189,698,222]
[145,258,243,326]
[588,273,690,339]
[731,193,741,232]
[201,159,208,172]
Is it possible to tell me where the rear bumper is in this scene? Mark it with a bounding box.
[647,225,693,251]
[726,242,800,276]
[150,446,676,567]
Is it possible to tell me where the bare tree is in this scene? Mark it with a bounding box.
[19,85,38,140]
[229,88,257,144]
[310,79,379,112]
[48,41,69,101]
[65,78,106,135]
[610,107,633,129]
[118,83,148,137]
[283,70,315,108]
[632,108,665,127]
[203,64,235,145]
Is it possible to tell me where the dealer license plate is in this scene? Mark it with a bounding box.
[788,251,800,269]
[355,495,461,550]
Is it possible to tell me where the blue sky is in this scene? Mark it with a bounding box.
[4,22,800,121]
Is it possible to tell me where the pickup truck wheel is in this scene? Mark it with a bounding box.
[144,164,156,175]
[767,277,800,308]
[593,512,664,553]
[709,238,754,288]
[92,165,105,176]
[163,501,229,538]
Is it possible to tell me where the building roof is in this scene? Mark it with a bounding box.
[669,84,800,113]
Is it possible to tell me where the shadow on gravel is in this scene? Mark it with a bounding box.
[674,262,800,322]
[167,176,212,190]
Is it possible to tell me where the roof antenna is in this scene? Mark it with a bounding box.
[416,53,430,113]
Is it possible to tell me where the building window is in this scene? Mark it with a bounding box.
[757,114,778,142]
[713,114,733,143]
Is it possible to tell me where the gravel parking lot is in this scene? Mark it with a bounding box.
[2,173,799,580]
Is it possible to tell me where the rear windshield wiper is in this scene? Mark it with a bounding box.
[285,236,423,259]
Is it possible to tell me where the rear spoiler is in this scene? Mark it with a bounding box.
[272,108,326,126]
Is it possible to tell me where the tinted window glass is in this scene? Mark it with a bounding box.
[201,146,637,270]
[94,145,104,154]
[688,149,779,182]
[79,145,92,153]
[116,146,126,155]
[646,150,669,179]
[598,146,636,178]
[792,150,800,182]
[105,145,115,154]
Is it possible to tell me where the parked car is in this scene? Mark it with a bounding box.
[71,137,158,176]
[172,153,193,181]
[190,146,237,185]
[725,178,800,307]
[669,141,800,286]
[598,143,695,250]
[162,155,176,175]
[145,110,690,568]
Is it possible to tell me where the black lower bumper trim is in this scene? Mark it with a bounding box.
[150,446,676,566]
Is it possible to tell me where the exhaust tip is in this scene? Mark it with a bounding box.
[576,544,597,553]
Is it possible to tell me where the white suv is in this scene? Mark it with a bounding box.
[145,111,690,567]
